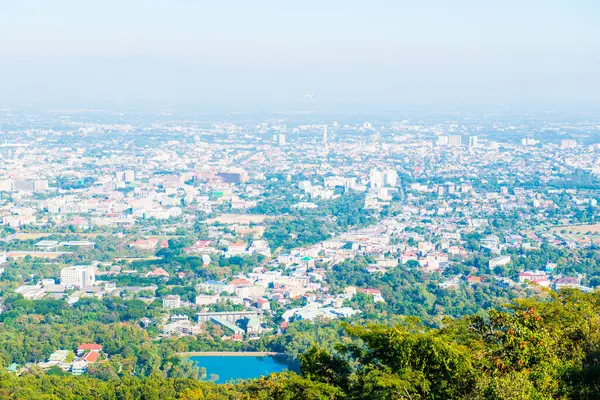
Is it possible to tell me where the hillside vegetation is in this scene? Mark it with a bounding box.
[1,290,600,399]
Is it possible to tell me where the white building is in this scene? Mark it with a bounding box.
[163,295,181,309]
[195,294,219,306]
[60,266,95,288]
[0,179,12,191]
[72,361,87,375]
[234,285,266,299]
[369,169,398,188]
[15,284,45,300]
[277,134,286,146]
[227,242,247,257]
[448,135,462,147]
[469,136,479,148]
[249,240,271,257]
[383,170,398,187]
[519,270,550,287]
[521,138,540,146]
[116,170,135,183]
[12,179,48,192]
[369,168,384,188]
[560,139,577,149]
[489,255,511,269]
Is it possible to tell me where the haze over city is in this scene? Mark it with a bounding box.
[1,0,599,110]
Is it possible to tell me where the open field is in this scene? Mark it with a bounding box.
[205,214,273,225]
[15,233,105,240]
[551,224,600,234]
[6,251,71,259]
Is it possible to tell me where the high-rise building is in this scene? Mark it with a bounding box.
[12,180,35,192]
[217,168,248,184]
[469,136,479,148]
[277,134,286,146]
[323,126,328,146]
[116,170,135,183]
[370,168,384,188]
[195,168,216,182]
[35,180,48,191]
[448,135,462,147]
[0,179,11,192]
[60,265,95,288]
[12,180,47,192]
[370,169,398,188]
[560,139,577,149]
[383,170,398,187]
[522,138,540,146]
[437,135,449,146]
[123,170,135,183]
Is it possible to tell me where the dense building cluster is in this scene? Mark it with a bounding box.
[1,109,600,378]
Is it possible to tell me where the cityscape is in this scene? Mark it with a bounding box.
[1,0,599,398]
[1,109,600,380]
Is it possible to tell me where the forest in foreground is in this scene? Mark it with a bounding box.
[2,290,600,400]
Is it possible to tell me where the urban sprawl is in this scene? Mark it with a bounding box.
[1,110,600,376]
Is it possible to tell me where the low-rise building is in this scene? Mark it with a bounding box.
[162,295,181,309]
[489,255,511,269]
[519,270,550,287]
[195,294,219,306]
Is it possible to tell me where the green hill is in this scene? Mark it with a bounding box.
[2,290,600,399]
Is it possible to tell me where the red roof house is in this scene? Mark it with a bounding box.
[82,351,100,363]
[147,268,170,278]
[77,344,103,352]
[77,343,103,357]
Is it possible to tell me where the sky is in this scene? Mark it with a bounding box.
[0,0,598,110]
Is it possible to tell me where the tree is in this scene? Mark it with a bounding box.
[300,347,351,390]
[46,366,67,376]
[87,363,118,381]
[239,371,342,400]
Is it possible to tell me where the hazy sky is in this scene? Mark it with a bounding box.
[0,0,598,110]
